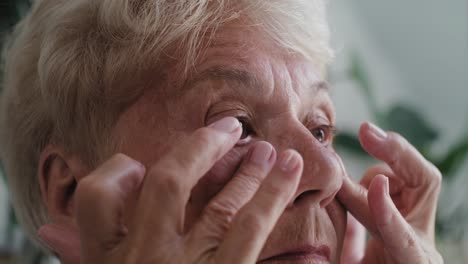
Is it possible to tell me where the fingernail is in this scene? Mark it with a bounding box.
[368,122,387,141]
[383,176,389,197]
[279,150,300,172]
[209,117,240,133]
[250,142,273,165]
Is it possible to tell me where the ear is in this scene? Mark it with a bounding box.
[38,146,89,227]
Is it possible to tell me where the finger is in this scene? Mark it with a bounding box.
[340,213,366,264]
[359,122,442,190]
[360,164,408,214]
[216,149,303,264]
[191,141,276,245]
[360,163,402,192]
[135,117,242,234]
[37,224,80,264]
[337,175,379,238]
[75,154,145,255]
[368,174,424,262]
[360,122,441,232]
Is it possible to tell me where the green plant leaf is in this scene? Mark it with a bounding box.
[333,132,368,157]
[0,164,5,184]
[434,137,468,178]
[382,104,438,152]
[8,203,18,228]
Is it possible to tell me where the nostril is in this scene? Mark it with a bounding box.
[293,190,321,205]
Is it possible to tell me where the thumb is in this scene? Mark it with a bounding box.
[368,174,423,263]
[37,224,81,264]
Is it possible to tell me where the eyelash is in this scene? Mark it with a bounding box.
[236,116,254,145]
[309,124,337,146]
[234,117,336,146]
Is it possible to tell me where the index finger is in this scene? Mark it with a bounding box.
[359,122,442,189]
[134,117,242,235]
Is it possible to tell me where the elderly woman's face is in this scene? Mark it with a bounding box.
[114,23,346,262]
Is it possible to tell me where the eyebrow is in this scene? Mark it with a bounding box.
[183,65,330,92]
[184,66,262,90]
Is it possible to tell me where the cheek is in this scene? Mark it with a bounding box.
[326,200,347,262]
[184,146,249,228]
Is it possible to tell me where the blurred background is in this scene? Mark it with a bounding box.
[0,0,467,263]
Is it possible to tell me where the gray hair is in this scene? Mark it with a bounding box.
[0,0,333,246]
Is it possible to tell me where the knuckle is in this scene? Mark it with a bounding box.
[204,200,238,232]
[418,161,442,190]
[263,181,283,198]
[150,167,183,195]
[387,132,408,166]
[110,153,145,174]
[75,177,108,208]
[429,164,442,188]
[237,211,263,234]
[237,165,265,187]
[171,152,195,175]
[112,153,137,166]
[403,232,417,249]
[354,182,368,199]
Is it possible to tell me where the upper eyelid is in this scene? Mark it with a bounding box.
[207,100,334,130]
[205,101,252,124]
[305,113,333,126]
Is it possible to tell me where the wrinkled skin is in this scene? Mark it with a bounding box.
[37,21,443,264]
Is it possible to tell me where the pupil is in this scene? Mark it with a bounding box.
[315,129,325,142]
[239,119,250,139]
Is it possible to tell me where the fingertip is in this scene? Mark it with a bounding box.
[246,141,276,167]
[359,122,389,156]
[208,116,242,134]
[278,149,303,175]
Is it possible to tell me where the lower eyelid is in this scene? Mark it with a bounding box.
[236,135,253,146]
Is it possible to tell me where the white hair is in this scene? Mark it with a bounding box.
[0,0,333,247]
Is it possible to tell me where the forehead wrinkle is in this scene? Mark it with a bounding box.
[183,65,264,92]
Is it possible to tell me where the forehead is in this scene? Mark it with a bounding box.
[175,22,328,97]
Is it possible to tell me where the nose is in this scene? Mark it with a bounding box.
[269,120,344,209]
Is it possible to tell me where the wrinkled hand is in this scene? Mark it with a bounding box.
[38,117,304,264]
[339,122,443,264]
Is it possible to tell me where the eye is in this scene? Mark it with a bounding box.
[311,125,335,145]
[236,117,254,145]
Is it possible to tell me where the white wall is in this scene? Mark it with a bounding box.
[328,2,468,263]
[351,0,468,154]
[327,1,409,178]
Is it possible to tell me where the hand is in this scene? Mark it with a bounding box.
[338,122,444,264]
[38,117,304,264]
